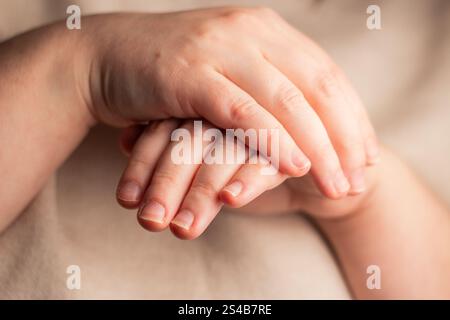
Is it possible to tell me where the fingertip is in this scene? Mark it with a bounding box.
[218,190,242,208]
[169,224,200,240]
[347,167,366,195]
[137,216,167,232]
[277,150,311,177]
[169,209,206,240]
[117,198,141,209]
[314,170,350,200]
[116,181,143,209]
[137,200,169,232]
[219,180,246,207]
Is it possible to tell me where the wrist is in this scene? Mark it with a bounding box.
[29,21,98,129]
[79,14,145,128]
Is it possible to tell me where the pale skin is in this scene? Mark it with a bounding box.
[118,120,450,299]
[0,7,448,299]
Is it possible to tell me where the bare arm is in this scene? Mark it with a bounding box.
[0,24,94,232]
[318,149,450,299]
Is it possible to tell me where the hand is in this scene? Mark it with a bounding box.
[116,120,380,240]
[79,7,379,199]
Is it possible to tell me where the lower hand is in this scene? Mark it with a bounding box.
[116,120,379,240]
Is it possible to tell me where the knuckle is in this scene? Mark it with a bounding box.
[129,156,153,167]
[276,86,304,114]
[229,99,259,124]
[193,21,222,42]
[190,181,219,198]
[315,65,341,98]
[151,170,178,188]
[221,8,258,25]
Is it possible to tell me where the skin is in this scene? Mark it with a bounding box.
[0,7,448,298]
[83,8,379,198]
[118,120,450,299]
[1,7,380,230]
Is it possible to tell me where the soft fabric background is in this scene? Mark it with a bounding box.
[0,0,449,299]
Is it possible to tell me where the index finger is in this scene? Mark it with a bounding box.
[179,67,311,177]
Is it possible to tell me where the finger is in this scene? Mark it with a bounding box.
[137,121,211,232]
[178,67,311,177]
[264,46,368,194]
[170,135,247,240]
[224,56,350,199]
[116,120,179,208]
[266,26,381,165]
[336,73,380,165]
[219,154,287,208]
[118,124,146,157]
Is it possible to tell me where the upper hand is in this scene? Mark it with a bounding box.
[79,7,379,199]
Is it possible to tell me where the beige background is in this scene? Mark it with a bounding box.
[0,0,449,299]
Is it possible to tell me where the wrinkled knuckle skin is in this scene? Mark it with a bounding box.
[220,8,259,26]
[315,65,342,98]
[229,100,258,124]
[276,86,304,114]
[189,181,219,198]
[151,170,178,190]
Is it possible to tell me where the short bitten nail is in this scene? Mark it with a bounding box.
[291,150,311,172]
[171,209,194,230]
[223,181,243,198]
[334,170,350,195]
[349,168,366,193]
[139,200,165,224]
[117,181,141,202]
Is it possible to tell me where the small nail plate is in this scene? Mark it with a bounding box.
[334,170,350,195]
[171,209,194,230]
[139,200,165,224]
[291,150,311,172]
[223,181,243,198]
[349,168,366,193]
[117,181,141,202]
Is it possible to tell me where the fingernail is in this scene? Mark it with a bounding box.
[117,181,141,202]
[349,168,366,194]
[366,139,380,165]
[139,200,165,224]
[334,170,350,195]
[291,150,311,172]
[171,209,194,230]
[223,181,243,198]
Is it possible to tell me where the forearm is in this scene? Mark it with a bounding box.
[0,23,95,232]
[318,148,450,299]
